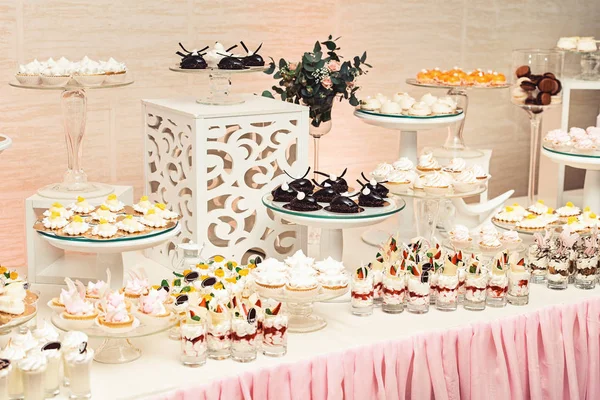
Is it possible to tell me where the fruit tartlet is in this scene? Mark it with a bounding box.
[133,195,154,214]
[120,269,150,302]
[116,215,146,234]
[90,219,118,238]
[90,204,117,222]
[101,194,125,212]
[69,196,96,214]
[556,202,582,221]
[43,202,73,219]
[63,215,90,236]
[139,209,167,228]
[42,211,68,230]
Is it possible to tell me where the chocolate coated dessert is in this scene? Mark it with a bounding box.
[239,41,265,67]
[312,179,339,203]
[360,173,389,198]
[177,43,209,69]
[358,187,386,207]
[284,192,322,212]
[325,195,362,214]
[271,182,297,202]
[315,168,349,193]
[285,167,314,194]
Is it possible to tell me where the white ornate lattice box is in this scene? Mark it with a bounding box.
[142,95,309,268]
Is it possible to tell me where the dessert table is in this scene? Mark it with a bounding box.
[21,218,600,400]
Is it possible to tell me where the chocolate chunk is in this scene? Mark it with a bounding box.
[543,72,556,80]
[538,78,558,93]
[537,92,551,106]
[525,97,537,105]
[515,65,530,78]
[551,79,562,95]
[529,74,543,84]
[520,81,537,92]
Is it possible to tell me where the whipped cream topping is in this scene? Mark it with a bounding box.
[286,273,318,289]
[318,270,349,287]
[314,257,345,274]
[500,230,520,243]
[140,209,167,227]
[360,96,382,111]
[381,100,402,114]
[18,353,47,372]
[420,93,438,106]
[104,302,130,323]
[392,157,414,171]
[556,203,581,217]
[70,197,95,214]
[495,207,524,223]
[371,163,394,181]
[86,280,106,298]
[408,101,432,116]
[517,216,547,229]
[395,94,416,110]
[480,232,501,248]
[91,221,118,238]
[63,289,95,316]
[124,274,149,296]
[253,258,288,274]
[64,348,94,364]
[133,196,154,213]
[102,194,125,212]
[105,291,127,310]
[417,152,440,170]
[255,270,287,286]
[204,43,231,68]
[444,158,466,173]
[62,331,88,354]
[33,321,60,344]
[454,169,478,184]
[574,138,596,151]
[479,223,498,238]
[116,215,146,233]
[43,202,73,219]
[138,289,168,316]
[469,165,487,179]
[284,250,314,269]
[0,346,25,361]
[9,331,38,352]
[42,213,68,229]
[528,200,549,215]
[422,171,451,188]
[386,170,411,183]
[450,225,470,242]
[64,216,90,235]
[431,101,455,114]
[91,206,117,222]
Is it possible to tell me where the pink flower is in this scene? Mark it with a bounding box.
[327,60,341,72]
[321,76,333,89]
[288,62,298,71]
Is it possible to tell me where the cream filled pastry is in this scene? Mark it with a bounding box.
[556,202,581,219]
[416,152,441,173]
[453,169,479,192]
[516,214,547,231]
[133,195,154,214]
[431,100,455,114]
[392,157,414,171]
[527,200,549,215]
[0,283,26,315]
[154,203,179,220]
[360,96,382,111]
[91,219,118,238]
[69,196,95,214]
[443,158,467,174]
[422,171,452,195]
[102,194,125,212]
[371,163,394,181]
[43,202,73,219]
[91,204,117,222]
[63,215,90,236]
[420,93,438,107]
[116,215,146,233]
[407,101,432,116]
[42,211,68,230]
[380,100,402,115]
[393,93,416,110]
[139,208,167,228]
[478,231,502,250]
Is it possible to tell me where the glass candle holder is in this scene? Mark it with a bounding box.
[486,270,508,308]
[547,258,569,290]
[207,313,231,360]
[527,245,548,283]
[464,273,488,311]
[41,342,62,397]
[574,256,598,290]
[508,269,531,306]
[180,319,207,367]
[0,359,11,400]
[19,354,47,400]
[262,312,288,357]
[435,273,459,311]
[231,317,258,363]
[65,347,94,400]
[372,269,384,306]
[351,275,374,316]
[407,277,430,314]
[382,272,406,314]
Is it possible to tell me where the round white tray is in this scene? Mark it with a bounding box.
[354,108,464,131]
[0,135,12,154]
[386,183,487,199]
[405,78,510,90]
[542,146,600,170]
[9,79,134,91]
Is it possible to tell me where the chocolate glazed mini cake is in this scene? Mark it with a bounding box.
[360,172,389,198]
[284,167,314,194]
[217,45,247,70]
[284,192,322,212]
[239,42,265,67]
[312,179,339,203]
[176,43,209,69]
[314,168,349,193]
[325,194,363,214]
[271,182,297,202]
[357,184,386,207]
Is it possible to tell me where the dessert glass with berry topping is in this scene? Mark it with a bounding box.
[381,262,406,314]
[528,231,551,283]
[574,236,598,290]
[486,256,509,308]
[435,257,459,312]
[180,308,207,367]
[507,256,530,306]
[463,262,487,311]
[230,301,259,363]
[262,301,288,357]
[547,229,577,290]
[207,302,231,360]
[350,266,374,316]
[407,262,430,314]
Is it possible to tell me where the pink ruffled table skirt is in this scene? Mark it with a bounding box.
[155,297,599,400]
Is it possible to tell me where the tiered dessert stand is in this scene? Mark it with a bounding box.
[169,66,268,105]
[9,79,133,198]
[542,146,600,212]
[388,186,487,244]
[262,194,405,262]
[37,223,181,289]
[354,109,464,245]
[405,78,510,159]
[51,313,178,364]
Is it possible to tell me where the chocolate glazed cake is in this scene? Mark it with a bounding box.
[312,179,339,203]
[283,192,322,212]
[357,185,386,207]
[314,168,349,193]
[271,182,297,202]
[325,194,363,214]
[360,172,389,198]
[239,41,265,67]
[176,43,209,69]
[284,167,314,194]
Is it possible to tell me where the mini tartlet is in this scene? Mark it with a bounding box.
[60,285,98,329]
[69,196,96,214]
[120,269,150,302]
[139,209,167,228]
[135,289,173,327]
[43,202,73,219]
[133,196,154,214]
[527,200,549,215]
[422,172,452,195]
[499,230,522,250]
[116,215,146,234]
[416,152,441,174]
[493,206,524,224]
[62,215,90,236]
[556,202,581,221]
[102,194,125,212]
[285,273,319,299]
[90,219,119,238]
[91,205,117,222]
[42,211,68,230]
[515,214,547,232]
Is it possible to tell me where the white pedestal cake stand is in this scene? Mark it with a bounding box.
[169,66,268,105]
[353,109,465,245]
[262,194,405,263]
[9,79,133,199]
[0,134,12,154]
[405,78,510,159]
[542,146,600,211]
[37,224,181,290]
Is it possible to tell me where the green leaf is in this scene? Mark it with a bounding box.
[360,51,367,63]
[353,56,361,68]
[173,272,184,277]
[181,286,191,292]
[273,71,282,79]
[328,34,332,40]
[265,309,272,315]
[191,315,201,321]
[349,94,359,107]
[322,41,336,51]
[313,41,321,53]
[261,90,274,99]
[278,58,287,70]
[173,279,181,287]
[264,60,275,75]
[160,279,169,288]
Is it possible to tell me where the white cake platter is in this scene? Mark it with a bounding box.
[0,135,12,155]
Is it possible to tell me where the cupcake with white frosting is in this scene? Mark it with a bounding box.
[527,199,549,215]
[516,214,547,232]
[385,170,412,193]
[392,157,414,172]
[360,96,382,111]
[420,93,438,107]
[407,101,432,117]
[499,230,522,250]
[15,59,43,85]
[478,231,502,251]
[69,196,95,214]
[422,171,452,195]
[449,224,472,248]
[443,158,466,175]
[100,57,128,83]
[556,202,581,221]
[416,152,441,174]
[453,169,480,193]
[286,271,319,299]
[393,93,415,110]
[254,270,287,298]
[380,100,402,115]
[370,163,394,182]
[284,250,314,269]
[63,215,90,236]
[493,206,524,224]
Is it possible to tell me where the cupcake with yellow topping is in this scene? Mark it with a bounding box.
[139,209,167,228]
[116,215,146,234]
[154,203,179,220]
[133,195,154,214]
[563,216,588,234]
[516,214,547,232]
[42,211,68,230]
[63,215,90,236]
[581,207,599,228]
[492,206,523,224]
[509,203,529,218]
[91,204,117,222]
[101,194,125,212]
[69,196,95,214]
[90,219,118,238]
[43,202,73,219]
[541,207,559,224]
[527,199,549,215]
[556,202,581,222]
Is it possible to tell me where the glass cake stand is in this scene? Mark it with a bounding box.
[169,66,268,105]
[441,238,526,256]
[542,146,600,212]
[0,305,37,335]
[0,134,12,155]
[261,287,349,333]
[354,109,465,246]
[406,78,510,159]
[557,48,600,80]
[262,194,405,262]
[37,223,181,289]
[389,185,487,243]
[51,313,178,364]
[8,79,134,199]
